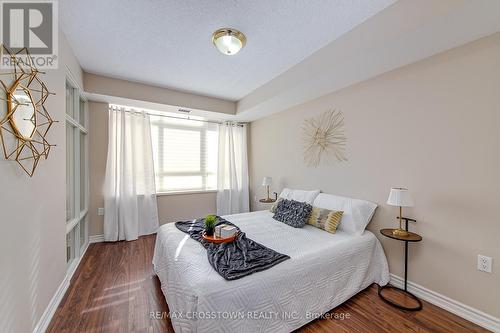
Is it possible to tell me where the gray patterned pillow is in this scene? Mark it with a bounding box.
[273,199,312,228]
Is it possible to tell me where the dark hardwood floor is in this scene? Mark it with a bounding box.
[47,235,489,333]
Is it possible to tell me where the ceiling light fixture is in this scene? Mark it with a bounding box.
[212,28,246,55]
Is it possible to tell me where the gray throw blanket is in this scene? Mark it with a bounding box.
[175,217,290,280]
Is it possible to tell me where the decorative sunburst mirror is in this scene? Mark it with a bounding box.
[0,44,56,176]
[302,109,347,167]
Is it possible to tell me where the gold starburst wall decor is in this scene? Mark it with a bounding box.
[302,109,347,167]
[0,44,56,177]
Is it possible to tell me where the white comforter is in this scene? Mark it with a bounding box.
[152,211,389,333]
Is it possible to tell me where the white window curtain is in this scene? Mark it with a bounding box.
[216,123,249,215]
[103,106,159,241]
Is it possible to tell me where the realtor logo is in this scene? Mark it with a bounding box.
[0,0,58,68]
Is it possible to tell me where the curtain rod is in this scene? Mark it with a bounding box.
[117,107,245,127]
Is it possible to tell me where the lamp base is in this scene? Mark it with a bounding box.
[392,228,409,237]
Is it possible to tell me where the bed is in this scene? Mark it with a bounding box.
[153,208,390,333]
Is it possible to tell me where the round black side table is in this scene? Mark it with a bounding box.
[379,222,423,311]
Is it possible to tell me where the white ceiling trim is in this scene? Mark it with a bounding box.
[84,72,236,115]
[236,0,500,121]
[60,0,395,101]
[75,1,500,122]
[84,92,242,123]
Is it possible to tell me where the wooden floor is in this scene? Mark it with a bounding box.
[47,235,489,333]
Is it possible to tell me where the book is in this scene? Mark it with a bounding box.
[220,225,237,238]
[215,224,227,238]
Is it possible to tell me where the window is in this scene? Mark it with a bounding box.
[65,79,89,272]
[150,115,218,193]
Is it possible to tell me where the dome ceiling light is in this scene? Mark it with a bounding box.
[212,28,246,55]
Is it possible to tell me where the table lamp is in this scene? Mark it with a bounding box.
[387,187,414,237]
[262,177,272,201]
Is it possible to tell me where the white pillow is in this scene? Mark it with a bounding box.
[279,188,320,204]
[312,193,377,235]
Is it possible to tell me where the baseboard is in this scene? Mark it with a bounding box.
[33,242,90,333]
[390,274,500,332]
[32,272,70,333]
[89,234,104,243]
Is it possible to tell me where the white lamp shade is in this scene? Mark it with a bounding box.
[387,187,414,207]
[262,177,272,186]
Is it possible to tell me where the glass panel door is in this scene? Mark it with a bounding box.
[79,98,86,126]
[80,131,87,212]
[66,230,75,265]
[66,125,75,221]
[65,76,89,273]
[80,215,88,253]
[65,83,74,117]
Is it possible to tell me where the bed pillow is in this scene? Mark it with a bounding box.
[269,197,283,213]
[307,207,344,234]
[312,194,377,235]
[279,188,320,204]
[273,199,312,228]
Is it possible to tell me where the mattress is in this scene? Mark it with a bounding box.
[152,210,390,333]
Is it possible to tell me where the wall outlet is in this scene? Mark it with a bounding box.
[97,207,105,216]
[477,255,492,273]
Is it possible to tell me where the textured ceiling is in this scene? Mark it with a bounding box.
[60,0,395,101]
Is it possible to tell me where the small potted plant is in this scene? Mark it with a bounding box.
[204,215,217,236]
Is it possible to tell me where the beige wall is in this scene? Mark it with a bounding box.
[88,102,217,236]
[156,192,217,224]
[0,32,83,332]
[249,32,500,318]
[88,102,108,236]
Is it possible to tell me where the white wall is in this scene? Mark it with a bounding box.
[0,31,82,332]
[249,32,500,318]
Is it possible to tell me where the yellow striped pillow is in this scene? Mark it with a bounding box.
[307,207,344,234]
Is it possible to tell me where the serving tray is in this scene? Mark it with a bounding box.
[202,232,238,244]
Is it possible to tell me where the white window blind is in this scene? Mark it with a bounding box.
[150,115,218,193]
